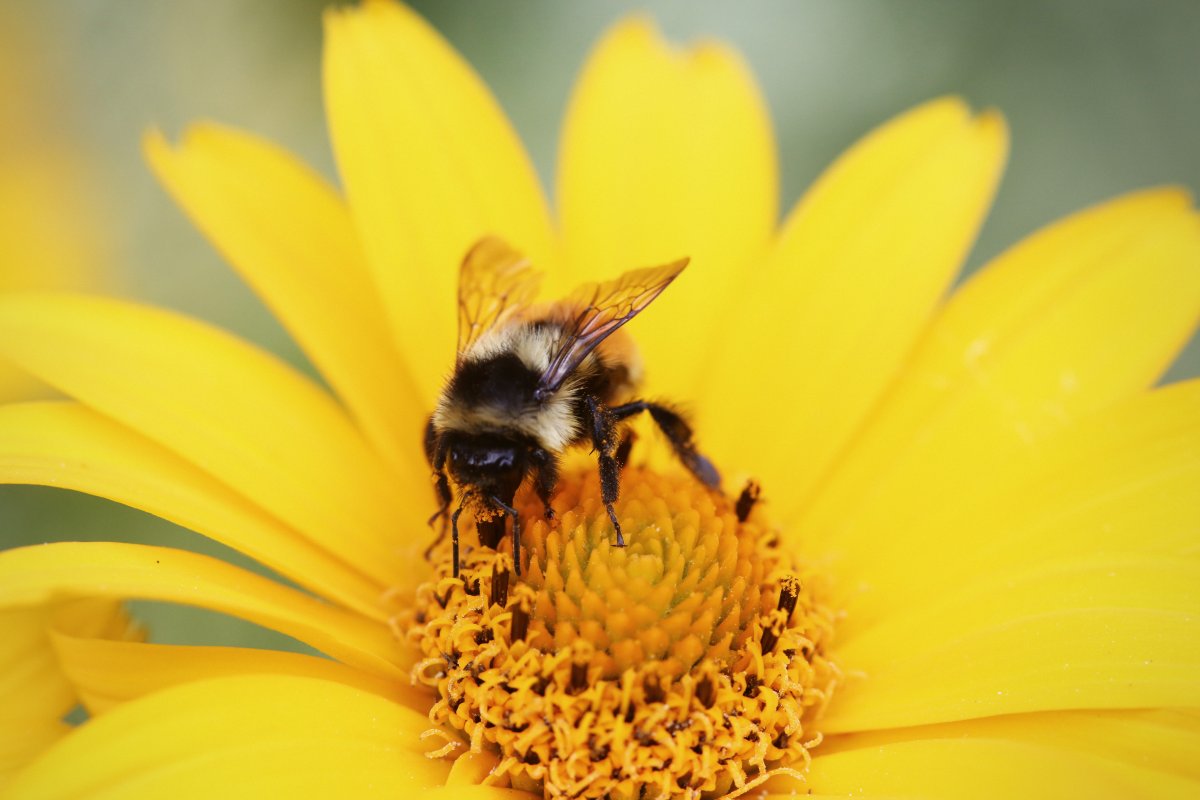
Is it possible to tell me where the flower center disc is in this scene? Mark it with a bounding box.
[403,467,837,799]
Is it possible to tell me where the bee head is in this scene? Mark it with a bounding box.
[445,432,529,502]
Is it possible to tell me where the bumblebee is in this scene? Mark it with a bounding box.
[425,237,720,575]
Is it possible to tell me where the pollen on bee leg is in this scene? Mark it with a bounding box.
[397,466,838,800]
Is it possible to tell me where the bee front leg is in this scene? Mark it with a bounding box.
[423,415,454,560]
[427,470,452,526]
[585,396,625,547]
[450,500,466,579]
[530,446,560,522]
[490,495,522,576]
[423,469,453,561]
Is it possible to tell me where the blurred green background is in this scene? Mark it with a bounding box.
[2,0,1198,648]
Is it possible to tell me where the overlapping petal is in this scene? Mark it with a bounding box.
[819,382,1200,734]
[0,402,389,620]
[558,16,777,396]
[776,735,1199,799]
[445,750,505,786]
[0,293,426,592]
[798,188,1200,551]
[818,709,1200,780]
[3,675,448,799]
[705,98,1006,495]
[823,555,1200,731]
[144,124,424,470]
[421,790,535,800]
[48,635,428,716]
[0,543,408,679]
[833,379,1200,635]
[0,600,136,787]
[1,608,73,758]
[0,720,63,792]
[323,0,555,404]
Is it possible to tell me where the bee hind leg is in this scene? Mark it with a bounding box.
[615,430,635,471]
[610,400,721,489]
[585,396,626,547]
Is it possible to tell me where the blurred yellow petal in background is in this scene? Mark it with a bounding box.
[0,7,114,402]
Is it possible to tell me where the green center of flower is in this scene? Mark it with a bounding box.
[401,467,838,799]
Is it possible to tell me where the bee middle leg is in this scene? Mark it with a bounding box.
[615,430,635,471]
[585,396,626,546]
[530,447,560,521]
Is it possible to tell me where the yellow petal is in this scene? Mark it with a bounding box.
[0,8,112,404]
[49,634,430,716]
[4,675,449,799]
[422,790,537,800]
[0,293,426,593]
[705,98,1006,494]
[440,752,543,796]
[770,736,1199,799]
[0,720,63,792]
[799,188,1200,552]
[833,379,1200,637]
[0,402,387,621]
[323,0,555,403]
[0,599,136,787]
[0,607,72,742]
[557,16,777,396]
[0,600,137,726]
[445,748,501,786]
[822,556,1200,733]
[0,543,408,679]
[143,124,424,472]
[820,709,1200,781]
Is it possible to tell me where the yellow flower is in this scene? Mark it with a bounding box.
[2,2,1199,797]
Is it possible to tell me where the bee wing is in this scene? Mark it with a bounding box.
[456,236,543,359]
[538,257,688,394]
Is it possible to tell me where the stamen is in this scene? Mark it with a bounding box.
[762,576,803,655]
[695,671,716,708]
[569,652,590,695]
[760,619,782,656]
[510,599,529,642]
[490,562,510,608]
[778,574,801,618]
[643,672,665,704]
